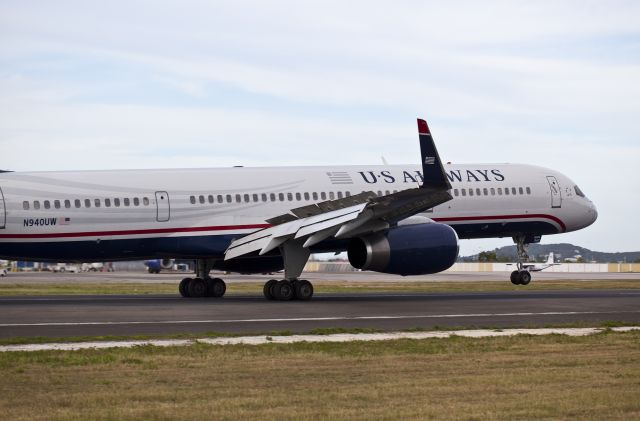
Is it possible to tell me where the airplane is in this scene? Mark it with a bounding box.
[506,252,561,281]
[0,118,597,300]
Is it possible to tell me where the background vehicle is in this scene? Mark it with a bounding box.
[50,263,80,273]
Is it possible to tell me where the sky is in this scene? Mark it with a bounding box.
[1,1,639,256]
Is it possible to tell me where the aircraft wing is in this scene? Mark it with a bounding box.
[225,118,452,262]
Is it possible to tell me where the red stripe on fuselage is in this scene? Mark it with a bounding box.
[0,224,271,239]
[433,214,566,232]
[0,214,565,239]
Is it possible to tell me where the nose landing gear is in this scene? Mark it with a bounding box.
[511,235,533,286]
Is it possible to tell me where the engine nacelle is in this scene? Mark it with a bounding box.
[347,223,459,276]
[160,259,175,269]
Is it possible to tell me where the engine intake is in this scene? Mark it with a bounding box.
[347,223,459,276]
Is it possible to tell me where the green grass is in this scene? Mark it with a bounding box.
[1,279,639,296]
[0,321,636,346]
[0,331,638,419]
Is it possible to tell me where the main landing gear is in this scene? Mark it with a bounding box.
[263,279,314,301]
[261,239,315,301]
[510,234,532,286]
[179,259,227,298]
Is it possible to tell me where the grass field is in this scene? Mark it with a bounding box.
[0,279,639,296]
[0,330,638,420]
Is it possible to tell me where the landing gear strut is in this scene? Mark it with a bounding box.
[510,235,532,286]
[179,259,226,298]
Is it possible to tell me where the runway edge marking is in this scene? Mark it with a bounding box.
[1,327,638,353]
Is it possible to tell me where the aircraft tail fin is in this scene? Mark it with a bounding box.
[547,252,554,264]
[417,118,451,190]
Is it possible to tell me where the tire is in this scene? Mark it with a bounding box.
[272,280,294,301]
[294,280,314,301]
[179,278,192,297]
[510,271,520,285]
[188,278,207,298]
[207,278,226,298]
[519,271,532,285]
[263,279,278,300]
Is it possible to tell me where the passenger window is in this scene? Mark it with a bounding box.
[133,198,140,206]
[34,201,41,210]
[461,189,466,197]
[345,191,351,197]
[526,187,531,195]
[242,194,249,203]
[44,200,50,209]
[235,194,242,203]
[483,188,488,195]
[270,193,276,202]
[23,201,29,210]
[312,192,318,201]
[278,193,285,201]
[54,200,61,209]
[512,187,517,195]
[64,200,71,209]
[476,188,481,196]
[143,197,149,206]
[329,192,335,200]
[208,195,214,204]
[253,194,259,202]
[504,188,509,195]
[385,190,390,195]
[377,190,383,196]
[304,192,310,201]
[75,199,81,208]
[295,193,301,201]
[93,199,100,208]
[226,195,232,203]
[199,195,205,204]
[490,188,495,196]
[337,191,343,199]
[497,188,502,195]
[320,192,326,200]
[453,189,458,196]
[190,196,196,204]
[114,198,120,207]
[105,198,111,207]
[286,193,292,201]
[124,198,130,206]
[85,199,91,208]
[519,187,524,195]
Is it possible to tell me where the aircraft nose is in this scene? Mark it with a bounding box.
[589,201,598,225]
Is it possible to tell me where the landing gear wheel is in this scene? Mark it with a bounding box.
[294,280,314,301]
[188,277,207,298]
[264,279,278,300]
[273,280,295,301]
[510,271,520,285]
[519,271,531,285]
[179,278,192,297]
[207,277,226,298]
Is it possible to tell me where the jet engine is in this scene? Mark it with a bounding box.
[160,259,175,269]
[347,223,459,276]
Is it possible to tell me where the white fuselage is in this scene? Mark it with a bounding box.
[0,163,597,262]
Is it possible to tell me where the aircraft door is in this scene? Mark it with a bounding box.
[155,191,170,222]
[546,176,562,208]
[0,187,5,229]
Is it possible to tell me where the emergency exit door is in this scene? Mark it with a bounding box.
[0,187,5,229]
[546,176,562,208]
[155,191,170,222]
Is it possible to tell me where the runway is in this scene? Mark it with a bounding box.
[1,289,639,339]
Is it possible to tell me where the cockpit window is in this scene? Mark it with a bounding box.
[574,185,585,197]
